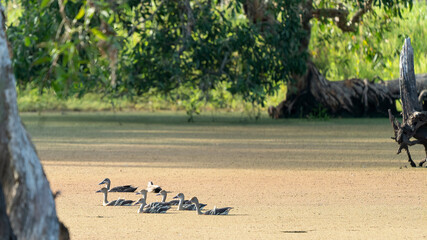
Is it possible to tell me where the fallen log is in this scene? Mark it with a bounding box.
[268,70,427,119]
[388,38,427,168]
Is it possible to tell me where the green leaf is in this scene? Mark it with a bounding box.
[32,56,51,66]
[24,37,31,47]
[40,0,51,9]
[75,6,85,20]
[90,28,107,40]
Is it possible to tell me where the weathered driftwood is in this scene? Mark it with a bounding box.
[268,65,427,119]
[0,4,68,239]
[389,38,427,168]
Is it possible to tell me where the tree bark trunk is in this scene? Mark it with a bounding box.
[268,62,427,118]
[389,38,427,168]
[0,5,67,239]
[0,185,15,240]
[399,38,422,122]
[260,0,427,119]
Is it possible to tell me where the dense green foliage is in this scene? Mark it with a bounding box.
[311,1,426,81]
[7,0,306,104]
[4,0,421,116]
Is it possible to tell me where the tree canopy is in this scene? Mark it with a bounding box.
[6,0,414,110]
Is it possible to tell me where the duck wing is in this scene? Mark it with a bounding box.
[181,204,197,211]
[144,205,171,213]
[109,185,137,192]
[203,207,232,215]
[114,199,124,206]
[180,200,204,205]
[147,202,171,207]
[119,200,135,206]
[167,200,179,205]
[122,186,138,192]
[106,200,118,206]
[213,207,233,215]
[203,209,215,215]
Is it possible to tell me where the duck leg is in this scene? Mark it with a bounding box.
[404,146,417,168]
[419,144,427,167]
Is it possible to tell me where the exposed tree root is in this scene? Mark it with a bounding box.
[268,61,427,118]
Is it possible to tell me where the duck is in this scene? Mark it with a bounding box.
[136,189,169,207]
[98,178,137,192]
[190,197,232,215]
[136,197,171,213]
[172,193,194,205]
[173,193,207,211]
[96,187,135,206]
[156,190,178,205]
[146,181,162,193]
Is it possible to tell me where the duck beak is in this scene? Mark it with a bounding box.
[135,192,141,195]
[95,189,102,193]
[156,193,161,196]
[98,180,105,185]
[172,195,178,199]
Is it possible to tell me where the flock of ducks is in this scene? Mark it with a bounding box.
[96,178,232,215]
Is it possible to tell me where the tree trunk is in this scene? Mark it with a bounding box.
[0,5,68,239]
[258,0,427,118]
[0,185,15,240]
[398,38,422,122]
[239,0,427,118]
[389,38,427,168]
[268,62,427,118]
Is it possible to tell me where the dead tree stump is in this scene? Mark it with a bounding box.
[0,4,69,239]
[389,38,427,167]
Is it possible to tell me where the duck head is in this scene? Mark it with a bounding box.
[156,190,167,196]
[98,178,110,185]
[173,193,184,200]
[135,198,146,205]
[190,196,199,204]
[96,187,108,193]
[136,189,148,196]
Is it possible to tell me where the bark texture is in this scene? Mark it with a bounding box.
[389,38,427,168]
[399,38,422,122]
[0,185,15,240]
[268,62,427,118]
[0,5,63,239]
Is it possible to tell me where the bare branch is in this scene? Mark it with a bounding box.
[312,0,374,32]
[178,0,195,56]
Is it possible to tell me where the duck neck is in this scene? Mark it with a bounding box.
[177,197,184,210]
[106,181,111,191]
[161,194,166,202]
[194,201,202,215]
[137,202,146,213]
[103,191,108,206]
